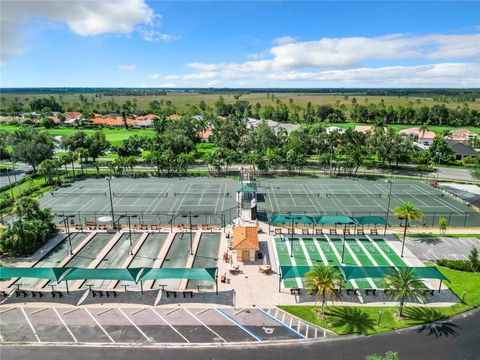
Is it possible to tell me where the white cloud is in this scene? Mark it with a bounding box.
[169,31,480,86]
[139,29,180,42]
[1,0,155,64]
[118,64,137,71]
[147,73,162,80]
[165,74,181,80]
[158,83,177,88]
[272,36,297,45]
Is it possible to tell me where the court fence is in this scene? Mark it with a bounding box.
[53,205,239,228]
[258,210,480,228]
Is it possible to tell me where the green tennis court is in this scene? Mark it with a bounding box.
[273,236,409,289]
[39,177,238,226]
[258,177,479,227]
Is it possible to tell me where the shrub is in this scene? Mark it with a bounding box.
[436,259,479,273]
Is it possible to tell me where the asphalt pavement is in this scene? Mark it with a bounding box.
[2,309,478,360]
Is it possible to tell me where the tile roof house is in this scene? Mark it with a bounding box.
[399,127,436,146]
[445,129,478,144]
[446,140,479,160]
[64,111,82,120]
[168,114,182,121]
[231,226,259,263]
[91,117,140,127]
[354,125,374,134]
[136,114,158,121]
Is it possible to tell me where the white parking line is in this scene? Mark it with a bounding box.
[185,308,226,342]
[149,308,189,343]
[84,308,114,343]
[118,308,151,342]
[53,308,77,342]
[20,308,40,342]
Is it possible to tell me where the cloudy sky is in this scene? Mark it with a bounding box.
[1,0,479,88]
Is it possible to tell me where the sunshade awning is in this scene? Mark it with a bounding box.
[62,268,144,282]
[314,216,357,225]
[140,268,217,282]
[0,267,69,282]
[270,215,315,226]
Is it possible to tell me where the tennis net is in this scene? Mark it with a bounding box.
[51,191,106,197]
[391,193,446,199]
[173,192,231,198]
[325,193,382,198]
[113,192,168,198]
[265,192,318,198]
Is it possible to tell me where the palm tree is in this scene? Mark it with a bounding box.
[394,202,423,257]
[304,264,344,318]
[381,268,427,317]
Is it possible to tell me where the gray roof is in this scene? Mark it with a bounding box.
[446,140,479,157]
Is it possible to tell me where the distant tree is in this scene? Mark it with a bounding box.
[11,130,55,170]
[468,247,479,272]
[438,217,447,235]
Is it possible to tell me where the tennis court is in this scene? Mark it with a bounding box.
[39,177,238,226]
[257,178,480,227]
[272,235,408,289]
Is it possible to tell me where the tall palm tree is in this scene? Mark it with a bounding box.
[304,264,344,318]
[394,202,423,257]
[381,268,427,317]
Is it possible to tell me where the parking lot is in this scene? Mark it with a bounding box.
[405,236,480,262]
[0,306,332,344]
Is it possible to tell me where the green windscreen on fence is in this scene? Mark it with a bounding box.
[355,216,389,226]
[236,183,257,193]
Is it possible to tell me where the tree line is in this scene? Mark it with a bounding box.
[2,95,480,127]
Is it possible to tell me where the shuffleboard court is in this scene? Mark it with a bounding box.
[157,233,191,290]
[188,233,221,290]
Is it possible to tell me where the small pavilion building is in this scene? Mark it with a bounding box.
[231,226,260,263]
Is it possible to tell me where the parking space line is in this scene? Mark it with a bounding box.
[184,308,227,343]
[84,308,114,343]
[53,308,77,343]
[214,308,261,342]
[258,308,306,339]
[118,308,151,342]
[150,308,189,343]
[20,308,40,342]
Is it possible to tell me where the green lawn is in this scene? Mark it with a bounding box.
[279,266,479,335]
[0,125,155,146]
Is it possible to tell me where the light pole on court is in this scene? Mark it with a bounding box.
[105,176,115,228]
[435,151,441,183]
[384,179,395,235]
[117,214,138,255]
[59,214,75,255]
[182,212,198,255]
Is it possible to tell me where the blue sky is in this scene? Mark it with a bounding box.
[1,1,479,87]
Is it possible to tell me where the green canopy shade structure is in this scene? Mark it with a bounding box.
[279,265,321,280]
[62,268,144,282]
[236,182,257,192]
[0,267,69,282]
[270,215,315,226]
[355,216,389,226]
[314,216,357,225]
[339,266,449,282]
[140,267,217,282]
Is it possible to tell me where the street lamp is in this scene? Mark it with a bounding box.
[117,214,138,255]
[341,223,347,263]
[59,214,75,255]
[182,212,199,255]
[384,179,395,235]
[399,216,408,258]
[105,177,115,228]
[285,214,302,258]
[435,151,441,182]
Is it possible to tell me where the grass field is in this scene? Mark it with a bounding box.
[2,92,479,112]
[279,266,480,335]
